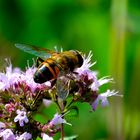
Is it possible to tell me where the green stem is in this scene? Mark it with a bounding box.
[66,98,74,110]
[61,120,64,140]
[58,98,65,140]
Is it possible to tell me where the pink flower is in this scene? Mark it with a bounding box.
[5,103,16,113]
[14,110,29,127]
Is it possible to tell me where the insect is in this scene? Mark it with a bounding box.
[15,44,83,84]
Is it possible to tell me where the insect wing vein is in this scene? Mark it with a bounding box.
[15,43,53,59]
[56,76,70,100]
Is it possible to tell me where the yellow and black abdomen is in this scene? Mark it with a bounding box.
[34,58,60,83]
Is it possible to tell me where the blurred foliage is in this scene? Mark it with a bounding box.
[0,0,140,139]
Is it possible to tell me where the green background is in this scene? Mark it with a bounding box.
[0,0,140,139]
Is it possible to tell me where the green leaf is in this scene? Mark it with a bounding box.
[66,106,79,118]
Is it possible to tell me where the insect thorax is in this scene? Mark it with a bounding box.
[51,50,83,71]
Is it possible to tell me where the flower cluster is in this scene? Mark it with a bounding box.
[0,52,121,139]
[71,52,121,110]
[0,60,52,139]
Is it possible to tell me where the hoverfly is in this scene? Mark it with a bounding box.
[15,44,83,85]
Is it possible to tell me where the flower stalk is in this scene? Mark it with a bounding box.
[58,99,65,140]
[60,117,64,140]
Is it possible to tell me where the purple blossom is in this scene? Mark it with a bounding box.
[73,51,121,111]
[0,60,51,92]
[49,113,72,126]
[43,99,53,107]
[42,133,53,140]
[0,61,23,91]
[91,90,121,110]
[74,51,97,82]
[0,50,121,139]
[14,110,29,127]
[0,129,15,140]
[0,122,6,132]
[75,51,95,72]
[75,52,114,92]
[16,132,32,140]
[74,52,99,90]
[91,76,113,91]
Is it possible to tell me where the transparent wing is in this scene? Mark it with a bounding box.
[56,72,70,100]
[15,43,57,59]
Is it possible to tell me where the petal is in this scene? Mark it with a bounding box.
[19,121,24,127]
[24,118,29,123]
[14,117,18,123]
[101,98,109,107]
[0,129,15,140]
[42,133,53,140]
[43,99,52,107]
[91,98,99,110]
[98,77,113,86]
[91,90,121,110]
